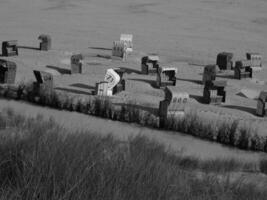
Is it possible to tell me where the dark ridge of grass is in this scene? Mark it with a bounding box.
[0,82,266,153]
[0,108,266,200]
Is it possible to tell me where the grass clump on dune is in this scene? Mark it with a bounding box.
[0,108,266,200]
[166,112,265,152]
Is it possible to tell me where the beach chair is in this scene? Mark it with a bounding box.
[2,40,18,57]
[71,54,84,74]
[202,64,218,85]
[256,91,267,117]
[159,86,189,127]
[120,34,133,52]
[0,59,16,84]
[141,55,159,75]
[203,80,227,104]
[156,66,177,88]
[246,52,262,69]
[33,70,54,97]
[234,60,252,79]
[38,34,51,51]
[216,52,233,70]
[112,41,127,61]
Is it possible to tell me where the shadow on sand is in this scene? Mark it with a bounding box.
[17,46,40,51]
[222,105,256,116]
[89,47,112,51]
[46,65,71,75]
[198,72,235,80]
[96,54,112,59]
[216,74,235,80]
[189,94,204,103]
[236,92,258,100]
[55,87,92,95]
[176,78,203,85]
[70,83,95,90]
[119,67,142,75]
[128,78,157,88]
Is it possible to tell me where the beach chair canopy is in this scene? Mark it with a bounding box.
[159,66,178,74]
[38,34,51,42]
[104,69,121,89]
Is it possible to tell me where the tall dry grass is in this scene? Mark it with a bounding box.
[0,108,266,200]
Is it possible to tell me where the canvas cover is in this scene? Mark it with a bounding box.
[159,66,178,74]
[212,80,227,87]
[38,34,51,42]
[5,40,17,46]
[104,69,120,90]
[71,54,83,62]
[239,88,260,100]
[147,55,159,62]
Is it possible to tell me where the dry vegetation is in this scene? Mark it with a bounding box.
[1,82,267,153]
[0,108,266,199]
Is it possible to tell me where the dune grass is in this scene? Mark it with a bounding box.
[0,108,266,200]
[0,82,267,153]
